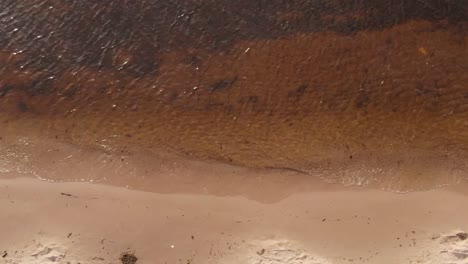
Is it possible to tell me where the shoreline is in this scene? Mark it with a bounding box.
[1,130,466,199]
[0,2,466,263]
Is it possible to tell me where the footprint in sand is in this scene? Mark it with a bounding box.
[437,231,468,263]
[3,242,67,264]
[30,243,67,263]
[413,230,468,264]
[220,239,330,264]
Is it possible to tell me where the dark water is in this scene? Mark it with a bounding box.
[0,1,467,191]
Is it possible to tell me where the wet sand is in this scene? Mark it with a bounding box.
[1,177,468,264]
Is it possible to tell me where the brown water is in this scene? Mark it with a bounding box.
[1,2,467,192]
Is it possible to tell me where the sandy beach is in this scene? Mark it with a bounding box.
[1,133,468,264]
[1,176,468,264]
[1,126,468,264]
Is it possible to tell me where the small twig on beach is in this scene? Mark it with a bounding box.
[60,192,78,198]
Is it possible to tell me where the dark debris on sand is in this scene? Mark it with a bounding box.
[457,232,468,241]
[120,252,138,264]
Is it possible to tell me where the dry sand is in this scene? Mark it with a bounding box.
[1,176,468,264]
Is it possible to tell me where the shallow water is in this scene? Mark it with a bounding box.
[0,2,467,192]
